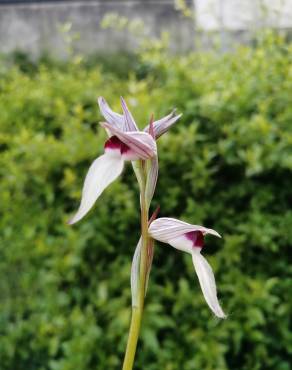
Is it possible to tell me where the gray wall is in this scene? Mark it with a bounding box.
[0,0,292,57]
[0,1,195,57]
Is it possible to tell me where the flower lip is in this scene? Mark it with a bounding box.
[68,152,124,225]
[185,230,204,248]
[104,135,130,155]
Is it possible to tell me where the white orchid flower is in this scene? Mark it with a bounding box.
[68,99,157,225]
[148,217,226,318]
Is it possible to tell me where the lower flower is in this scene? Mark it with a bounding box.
[148,217,226,318]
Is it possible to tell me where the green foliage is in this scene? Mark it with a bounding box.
[0,33,291,370]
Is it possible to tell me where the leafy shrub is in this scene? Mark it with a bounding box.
[0,32,291,370]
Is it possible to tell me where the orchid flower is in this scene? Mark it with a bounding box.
[149,217,226,318]
[68,100,157,225]
[69,97,181,225]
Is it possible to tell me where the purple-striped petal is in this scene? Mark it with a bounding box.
[144,111,182,139]
[120,97,138,131]
[98,96,124,130]
[192,250,226,318]
[68,152,124,225]
[101,122,157,160]
[148,218,221,245]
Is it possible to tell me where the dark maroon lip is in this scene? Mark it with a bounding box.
[104,135,130,154]
[185,231,204,248]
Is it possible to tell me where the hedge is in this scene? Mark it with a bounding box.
[0,32,291,370]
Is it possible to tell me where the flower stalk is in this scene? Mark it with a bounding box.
[122,161,149,370]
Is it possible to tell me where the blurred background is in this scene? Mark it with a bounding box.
[0,1,291,370]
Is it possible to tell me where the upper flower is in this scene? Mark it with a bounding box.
[149,217,226,318]
[68,98,157,225]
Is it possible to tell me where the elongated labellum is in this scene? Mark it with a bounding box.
[68,152,124,224]
[192,251,226,318]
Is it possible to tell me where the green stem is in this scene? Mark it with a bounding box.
[122,163,149,370]
[121,308,142,370]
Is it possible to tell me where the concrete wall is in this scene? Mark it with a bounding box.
[0,0,292,57]
[0,1,195,57]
